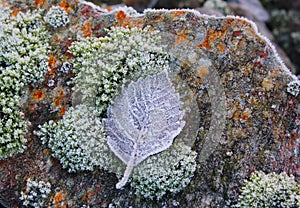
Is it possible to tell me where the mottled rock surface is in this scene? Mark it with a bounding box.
[0,0,299,207]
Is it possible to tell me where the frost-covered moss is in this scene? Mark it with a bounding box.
[44,6,69,28]
[20,178,51,208]
[69,26,171,116]
[235,171,300,208]
[131,142,197,199]
[0,5,50,159]
[35,104,112,172]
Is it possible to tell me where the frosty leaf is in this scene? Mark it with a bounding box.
[104,70,185,189]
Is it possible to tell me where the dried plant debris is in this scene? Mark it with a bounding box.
[104,70,185,189]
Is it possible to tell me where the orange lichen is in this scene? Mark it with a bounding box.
[35,0,46,8]
[53,97,62,106]
[197,67,209,79]
[240,109,252,122]
[47,55,58,76]
[233,30,242,37]
[170,10,186,19]
[218,43,226,53]
[82,188,93,202]
[175,30,188,44]
[32,89,46,101]
[28,103,39,111]
[59,0,72,13]
[53,190,63,203]
[197,30,224,49]
[115,10,126,22]
[232,110,240,122]
[262,77,273,91]
[11,9,20,17]
[82,20,92,37]
[59,106,66,115]
[43,148,50,155]
[106,6,113,12]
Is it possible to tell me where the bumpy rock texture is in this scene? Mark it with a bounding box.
[0,0,299,207]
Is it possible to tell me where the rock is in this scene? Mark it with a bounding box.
[228,0,298,74]
[0,0,299,207]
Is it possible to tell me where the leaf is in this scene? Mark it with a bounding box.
[103,70,185,189]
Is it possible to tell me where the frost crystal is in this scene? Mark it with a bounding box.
[104,71,185,189]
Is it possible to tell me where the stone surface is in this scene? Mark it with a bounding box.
[0,0,299,207]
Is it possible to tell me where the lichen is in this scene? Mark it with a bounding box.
[287,80,300,96]
[0,5,50,159]
[234,171,300,208]
[131,141,197,199]
[20,177,51,208]
[35,104,111,173]
[69,26,170,116]
[44,6,70,29]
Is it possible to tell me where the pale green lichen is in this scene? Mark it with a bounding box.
[35,104,111,173]
[235,171,300,208]
[20,177,51,208]
[130,141,197,199]
[69,26,170,116]
[44,6,69,28]
[287,80,300,96]
[0,5,50,159]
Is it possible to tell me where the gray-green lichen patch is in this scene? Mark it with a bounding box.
[131,141,197,199]
[44,6,70,29]
[69,26,171,116]
[0,5,50,159]
[234,171,300,207]
[20,177,52,208]
[35,104,109,173]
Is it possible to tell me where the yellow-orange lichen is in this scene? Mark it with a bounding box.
[59,0,72,13]
[11,9,20,17]
[262,77,273,91]
[240,109,252,122]
[115,10,126,22]
[170,10,186,19]
[175,30,188,44]
[197,30,224,50]
[197,66,209,79]
[32,89,46,101]
[106,6,113,12]
[82,188,93,203]
[47,55,58,76]
[218,43,226,53]
[53,190,64,205]
[35,0,46,8]
[82,20,92,38]
[59,106,66,115]
[43,148,50,156]
[53,97,62,106]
